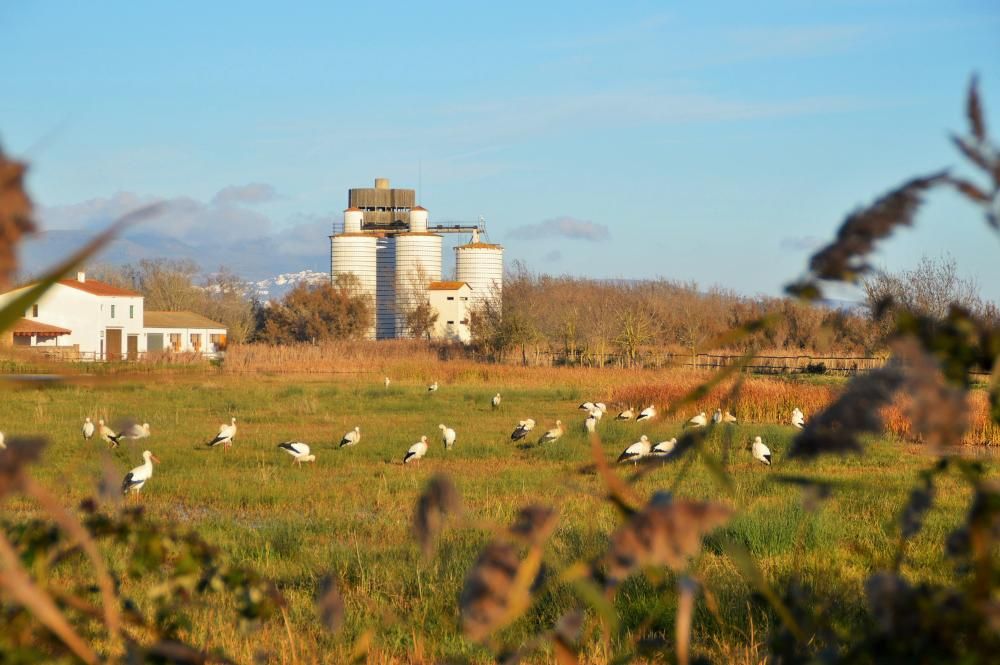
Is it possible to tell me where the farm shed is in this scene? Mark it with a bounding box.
[143,311,228,356]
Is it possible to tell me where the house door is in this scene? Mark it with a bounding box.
[105,328,122,360]
[127,335,138,360]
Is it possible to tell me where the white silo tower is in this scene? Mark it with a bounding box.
[455,228,504,312]
[330,207,377,338]
[395,206,442,337]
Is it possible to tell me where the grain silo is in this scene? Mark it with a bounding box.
[455,228,504,312]
[394,206,442,337]
[330,208,377,337]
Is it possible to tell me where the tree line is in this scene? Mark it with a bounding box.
[89,253,996,355]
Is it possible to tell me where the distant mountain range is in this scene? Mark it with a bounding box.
[21,229,330,298]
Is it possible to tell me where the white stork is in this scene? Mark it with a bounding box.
[207,417,237,450]
[492,393,502,409]
[384,376,391,389]
[538,420,564,444]
[686,412,708,428]
[340,426,361,448]
[591,406,605,421]
[122,450,160,497]
[617,435,652,464]
[578,401,595,411]
[98,419,119,447]
[511,419,535,441]
[636,405,656,422]
[82,418,95,440]
[277,442,315,465]
[723,410,738,424]
[791,408,805,429]
[712,408,723,424]
[404,436,429,464]
[439,424,456,450]
[751,436,772,466]
[584,413,597,433]
[616,408,635,421]
[428,381,438,393]
[652,438,678,457]
[595,402,607,413]
[117,422,151,442]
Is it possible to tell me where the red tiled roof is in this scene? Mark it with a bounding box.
[411,205,427,211]
[11,318,72,336]
[58,279,140,297]
[428,281,470,291]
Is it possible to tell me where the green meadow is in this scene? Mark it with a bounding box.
[2,371,992,663]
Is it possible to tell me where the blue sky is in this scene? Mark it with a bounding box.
[3,1,999,298]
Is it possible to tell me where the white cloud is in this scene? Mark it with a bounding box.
[212,183,277,206]
[37,183,280,245]
[509,216,610,242]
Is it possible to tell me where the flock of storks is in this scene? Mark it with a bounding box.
[56,382,807,498]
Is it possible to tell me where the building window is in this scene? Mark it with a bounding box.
[461,297,469,301]
[446,296,454,301]
[129,305,134,319]
[447,320,455,325]
[190,334,202,352]
[31,304,38,317]
[169,334,181,351]
[210,333,227,350]
[110,305,116,319]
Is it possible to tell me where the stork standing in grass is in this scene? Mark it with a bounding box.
[636,405,656,422]
[404,436,429,464]
[723,410,738,424]
[122,450,160,498]
[751,436,772,466]
[538,420,564,445]
[98,419,119,447]
[686,412,708,428]
[511,419,535,441]
[340,426,361,448]
[207,417,237,451]
[617,435,652,464]
[616,407,635,421]
[712,408,723,424]
[652,438,678,457]
[791,408,805,429]
[82,417,95,441]
[492,393,501,409]
[584,412,598,433]
[579,401,595,411]
[428,381,438,393]
[439,424,456,450]
[384,376,391,389]
[277,442,315,465]
[591,404,605,421]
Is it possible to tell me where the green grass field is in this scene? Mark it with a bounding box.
[2,371,993,663]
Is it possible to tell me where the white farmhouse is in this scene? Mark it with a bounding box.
[0,272,227,360]
[0,272,145,359]
[427,281,472,344]
[143,311,227,354]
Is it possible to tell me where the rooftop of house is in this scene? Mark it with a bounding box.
[57,274,141,297]
[11,318,72,336]
[144,311,227,329]
[428,281,470,291]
